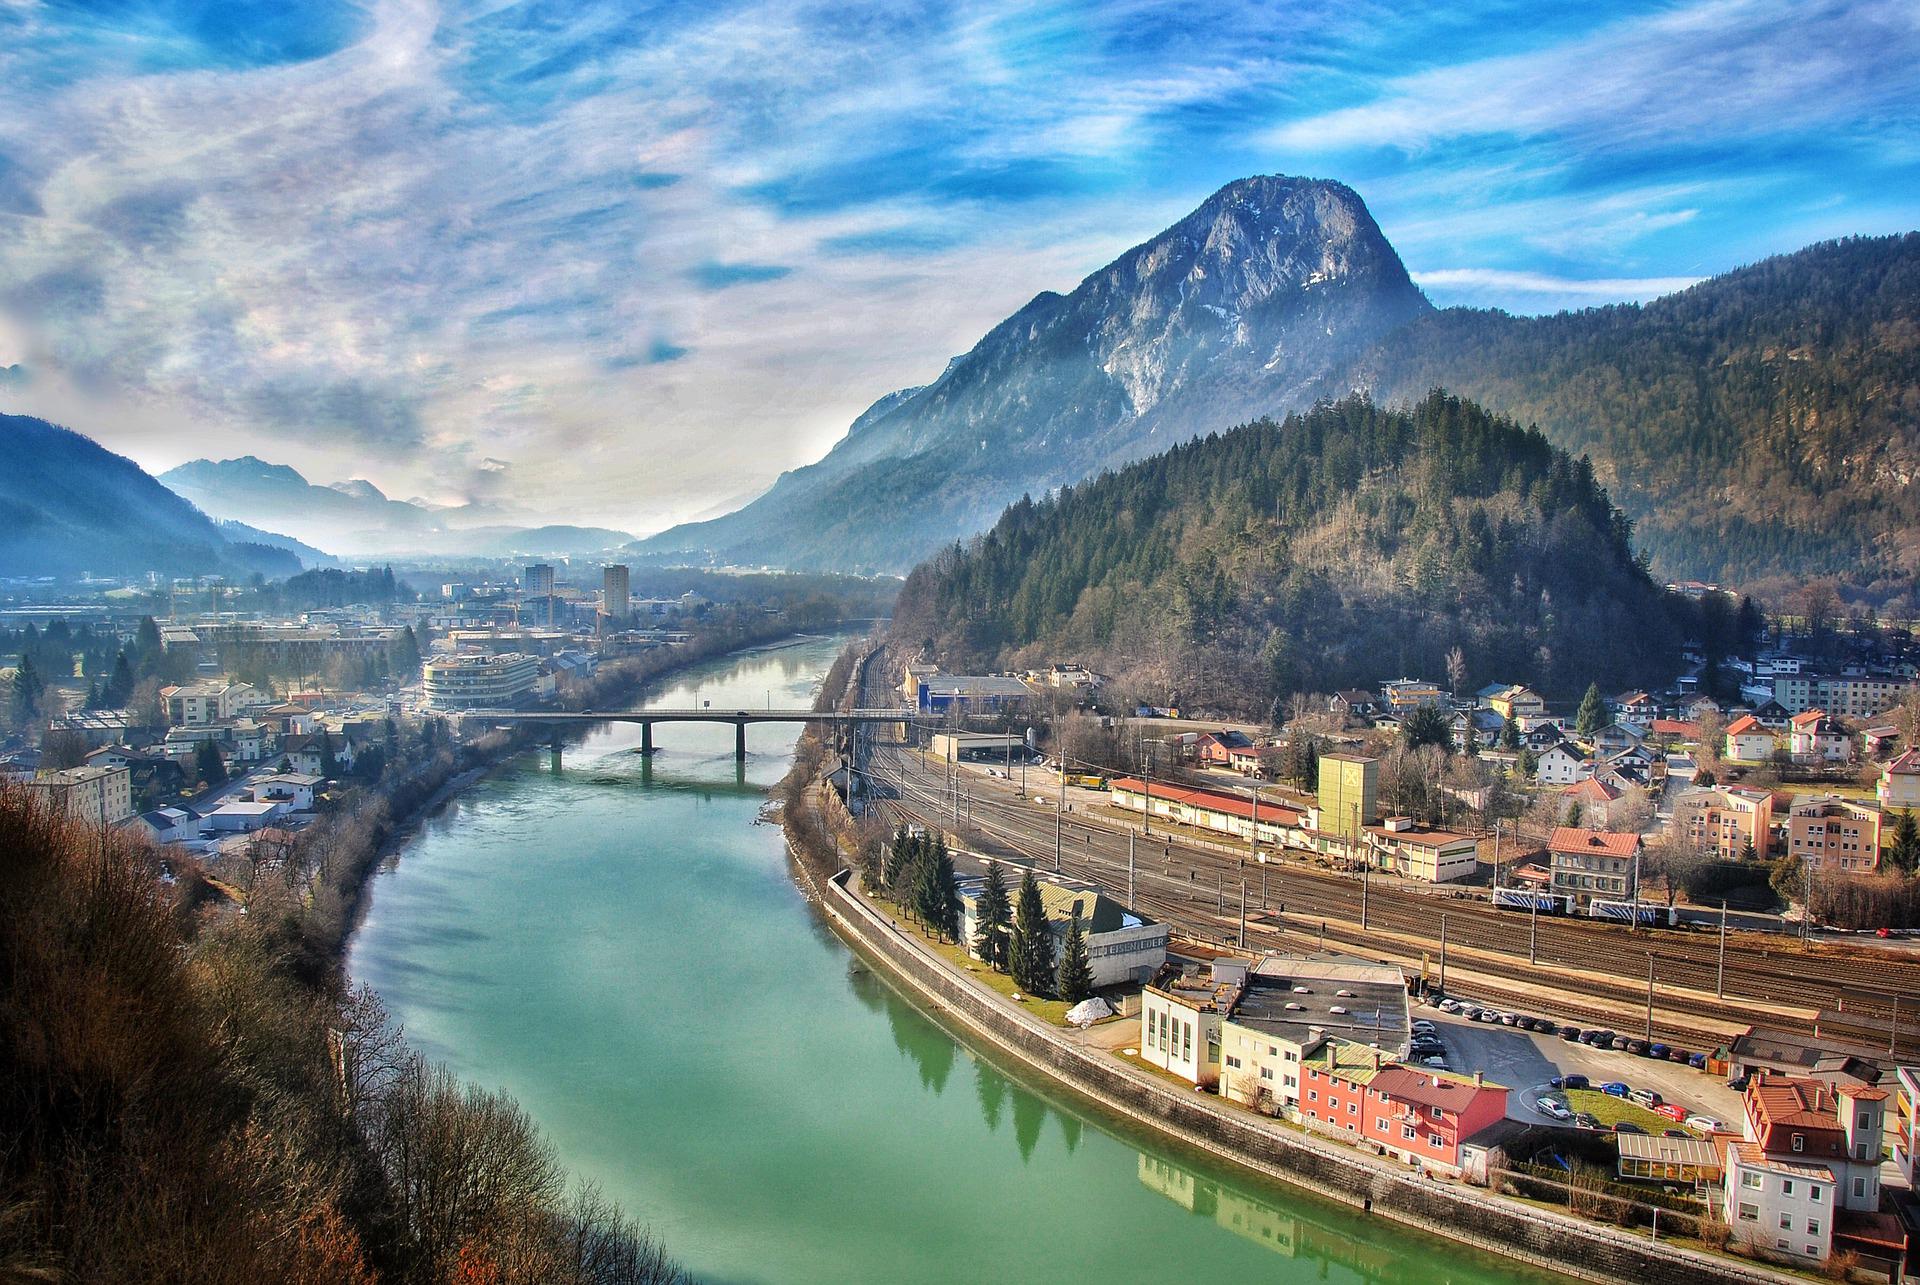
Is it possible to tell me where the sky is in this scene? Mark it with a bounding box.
[0,0,1915,535]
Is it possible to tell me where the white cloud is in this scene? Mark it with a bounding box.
[1411,268,1703,300]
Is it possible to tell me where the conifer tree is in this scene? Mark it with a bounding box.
[1890,812,1919,875]
[913,842,945,934]
[11,653,43,725]
[1575,682,1605,736]
[1056,911,1094,1003]
[1500,714,1520,751]
[195,739,227,788]
[1010,871,1055,996]
[931,838,960,941]
[106,652,135,707]
[972,861,1013,970]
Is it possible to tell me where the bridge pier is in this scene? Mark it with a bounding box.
[640,721,653,755]
[734,721,747,762]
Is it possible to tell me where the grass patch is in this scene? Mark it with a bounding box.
[922,934,1077,1026]
[1561,1088,1676,1133]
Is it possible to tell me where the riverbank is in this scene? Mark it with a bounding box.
[777,733,1793,1285]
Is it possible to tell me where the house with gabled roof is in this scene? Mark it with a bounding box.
[1724,714,1776,762]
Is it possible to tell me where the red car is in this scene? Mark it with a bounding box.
[1656,1102,1689,1122]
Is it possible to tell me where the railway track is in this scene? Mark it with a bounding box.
[861,738,1920,1059]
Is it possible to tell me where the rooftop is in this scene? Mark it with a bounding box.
[1548,827,1641,859]
[1230,956,1408,1049]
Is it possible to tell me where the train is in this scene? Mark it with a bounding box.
[1587,898,1678,928]
[1491,888,1571,914]
[1489,890,1678,928]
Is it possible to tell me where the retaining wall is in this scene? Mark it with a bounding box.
[811,865,1794,1285]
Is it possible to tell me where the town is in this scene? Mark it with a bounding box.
[790,612,1920,1281]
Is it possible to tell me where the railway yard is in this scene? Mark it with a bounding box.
[855,730,1920,1065]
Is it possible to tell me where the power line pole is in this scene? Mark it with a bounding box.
[1127,831,1136,907]
[1644,952,1655,1044]
[1238,881,1247,950]
[1717,898,1728,999]
[1529,895,1539,965]
[1439,913,1449,994]
[1054,774,1063,873]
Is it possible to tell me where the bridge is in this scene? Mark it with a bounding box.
[454,706,914,759]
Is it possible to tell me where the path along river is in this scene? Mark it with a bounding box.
[349,635,1563,1285]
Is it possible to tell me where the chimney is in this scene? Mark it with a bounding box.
[1474,1071,1484,1088]
[1372,1050,1381,1070]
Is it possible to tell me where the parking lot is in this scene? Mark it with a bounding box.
[1411,1004,1743,1131]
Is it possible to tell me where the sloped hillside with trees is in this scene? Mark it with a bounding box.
[893,392,1693,715]
[1337,234,1920,599]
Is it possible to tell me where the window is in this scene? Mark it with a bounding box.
[1741,1171,1762,1190]
[1376,1117,1389,1132]
[1401,1126,1415,1140]
[1782,1180,1794,1197]
[1779,1213,1792,1231]
[1737,1203,1758,1221]
[1811,1185,1823,1202]
[1791,1133,1804,1152]
[1430,1106,1442,1119]
[1857,1111,1871,1130]
[1308,1090,1319,1103]
[1259,1067,1272,1081]
[1852,1176,1865,1197]
[1428,1133,1443,1147]
[1348,1102,1358,1116]
[1226,1055,1242,1070]
[1806,1220,1820,1236]
[1283,1075,1295,1089]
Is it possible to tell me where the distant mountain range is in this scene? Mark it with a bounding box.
[0,414,300,580]
[634,174,1920,596]
[159,457,635,560]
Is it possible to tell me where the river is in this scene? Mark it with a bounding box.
[349,636,1560,1284]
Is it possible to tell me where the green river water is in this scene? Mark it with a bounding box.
[348,636,1563,1284]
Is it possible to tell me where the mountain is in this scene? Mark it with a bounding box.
[634,175,1430,572]
[1323,233,1920,598]
[160,458,632,558]
[0,414,276,579]
[892,391,1695,715]
[213,519,339,568]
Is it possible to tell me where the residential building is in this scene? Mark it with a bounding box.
[253,773,321,812]
[1724,715,1776,762]
[1772,672,1917,719]
[1328,690,1378,721]
[1548,827,1641,906]
[128,806,199,845]
[281,732,354,778]
[1590,722,1643,757]
[1298,1046,1508,1178]
[1787,711,1851,764]
[1672,785,1774,860]
[1316,753,1378,842]
[22,765,134,826]
[422,652,540,710]
[1365,818,1483,883]
[1559,777,1624,827]
[1226,743,1284,777]
[1878,749,1920,811]
[1722,1074,1895,1266]
[1786,797,1882,875]
[1379,678,1444,711]
[1481,684,1546,721]
[1194,729,1255,767]
[205,799,285,833]
[1533,742,1590,786]
[955,872,1167,988]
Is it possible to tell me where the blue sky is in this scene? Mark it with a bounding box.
[0,0,1915,532]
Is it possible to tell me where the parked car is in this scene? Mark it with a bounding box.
[1687,1053,1708,1070]
[1498,1012,1520,1026]
[1656,1103,1689,1122]
[1610,1036,1633,1051]
[1629,1087,1661,1108]
[1666,1047,1691,1064]
[1647,1043,1671,1059]
[1600,1082,1630,1098]
[1687,1115,1723,1133]
[1560,1074,1590,1091]
[1535,1097,1572,1120]
[1558,1025,1581,1041]
[1474,1009,1500,1024]
[1727,1074,1751,1092]
[1613,1122,1646,1135]
[1625,1040,1648,1056]
[1573,1112,1602,1130]
[1662,1129,1691,1138]
[1422,1056,1446,1068]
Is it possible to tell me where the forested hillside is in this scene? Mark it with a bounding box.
[1337,234,1920,598]
[893,392,1690,715]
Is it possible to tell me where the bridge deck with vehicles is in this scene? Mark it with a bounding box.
[454,707,913,758]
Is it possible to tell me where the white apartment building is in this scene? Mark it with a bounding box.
[1724,1148,1835,1263]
